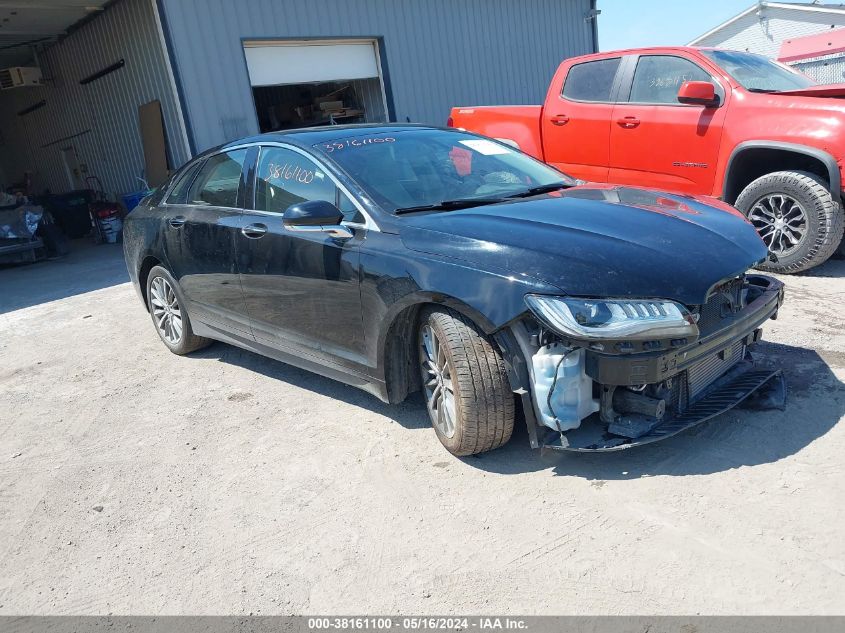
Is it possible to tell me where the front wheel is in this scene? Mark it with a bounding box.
[418,308,514,456]
[735,170,844,274]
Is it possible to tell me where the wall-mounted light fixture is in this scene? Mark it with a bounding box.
[79,58,125,85]
[17,100,46,116]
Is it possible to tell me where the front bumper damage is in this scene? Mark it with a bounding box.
[499,274,786,452]
[552,364,785,451]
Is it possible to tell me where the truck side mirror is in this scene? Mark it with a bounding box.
[677,81,719,107]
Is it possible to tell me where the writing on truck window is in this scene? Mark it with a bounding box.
[649,72,697,89]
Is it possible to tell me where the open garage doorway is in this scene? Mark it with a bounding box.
[243,39,391,132]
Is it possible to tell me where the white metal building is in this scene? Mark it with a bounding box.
[688,2,845,83]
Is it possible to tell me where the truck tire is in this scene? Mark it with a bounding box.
[734,170,844,274]
[418,307,514,456]
[145,265,211,355]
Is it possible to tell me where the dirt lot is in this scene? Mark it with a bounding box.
[1,242,844,615]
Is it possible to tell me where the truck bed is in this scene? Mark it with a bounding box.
[449,105,544,160]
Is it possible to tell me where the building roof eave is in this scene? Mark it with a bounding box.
[688,2,845,47]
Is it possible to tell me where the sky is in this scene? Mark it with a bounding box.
[596,0,756,51]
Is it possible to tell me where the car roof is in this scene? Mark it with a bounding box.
[218,123,441,152]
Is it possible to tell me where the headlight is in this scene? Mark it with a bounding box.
[525,295,699,341]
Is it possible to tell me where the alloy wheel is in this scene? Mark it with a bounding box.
[150,276,183,345]
[748,193,808,257]
[419,324,457,438]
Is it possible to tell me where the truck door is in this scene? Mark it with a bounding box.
[540,57,623,183]
[608,54,728,195]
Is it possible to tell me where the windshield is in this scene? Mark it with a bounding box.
[314,129,573,213]
[702,49,816,92]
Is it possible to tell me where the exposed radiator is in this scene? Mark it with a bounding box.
[687,341,745,400]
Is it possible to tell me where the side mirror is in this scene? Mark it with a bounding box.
[677,81,719,107]
[283,199,353,239]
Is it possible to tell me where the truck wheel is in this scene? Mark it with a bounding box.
[146,265,211,355]
[418,307,514,456]
[735,170,844,274]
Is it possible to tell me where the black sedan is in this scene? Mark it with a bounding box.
[124,125,785,454]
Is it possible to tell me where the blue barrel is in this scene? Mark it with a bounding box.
[121,190,149,212]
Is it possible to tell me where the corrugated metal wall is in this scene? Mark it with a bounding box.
[0,0,189,198]
[792,52,845,84]
[692,6,845,59]
[159,0,595,153]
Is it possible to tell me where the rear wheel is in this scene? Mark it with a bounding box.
[735,170,844,274]
[145,265,211,355]
[418,308,514,456]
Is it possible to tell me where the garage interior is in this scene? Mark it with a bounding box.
[244,40,390,133]
[0,0,187,266]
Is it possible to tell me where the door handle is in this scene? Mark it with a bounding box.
[550,114,570,126]
[617,116,641,128]
[241,223,268,239]
[168,216,186,228]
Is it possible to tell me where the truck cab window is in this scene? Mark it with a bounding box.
[628,56,711,104]
[562,58,621,102]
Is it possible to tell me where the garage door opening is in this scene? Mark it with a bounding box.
[244,40,390,132]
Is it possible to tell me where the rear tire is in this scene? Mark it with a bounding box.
[734,170,844,274]
[145,265,211,355]
[418,307,514,456]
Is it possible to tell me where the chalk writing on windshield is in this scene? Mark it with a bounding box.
[323,137,396,153]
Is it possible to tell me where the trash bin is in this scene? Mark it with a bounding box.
[99,216,123,243]
[121,190,149,213]
[42,190,95,238]
[93,203,123,243]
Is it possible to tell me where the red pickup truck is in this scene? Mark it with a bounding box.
[449,47,845,273]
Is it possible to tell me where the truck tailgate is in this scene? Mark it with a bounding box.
[448,105,544,160]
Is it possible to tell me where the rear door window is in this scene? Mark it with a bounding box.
[562,58,622,102]
[164,161,203,205]
[188,150,248,208]
[627,55,712,104]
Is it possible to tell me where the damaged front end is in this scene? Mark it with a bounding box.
[507,274,786,451]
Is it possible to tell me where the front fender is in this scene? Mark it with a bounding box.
[358,231,559,374]
[722,140,842,201]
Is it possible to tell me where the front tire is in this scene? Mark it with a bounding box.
[735,170,844,274]
[418,308,514,456]
[145,265,211,355]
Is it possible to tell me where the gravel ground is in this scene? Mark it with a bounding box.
[1,241,844,615]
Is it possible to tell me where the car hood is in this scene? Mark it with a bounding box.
[775,83,845,99]
[398,185,768,306]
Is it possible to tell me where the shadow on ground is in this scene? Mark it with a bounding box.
[0,240,128,314]
[191,342,432,429]
[191,338,844,479]
[796,256,845,279]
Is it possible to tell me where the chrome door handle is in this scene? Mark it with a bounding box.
[241,223,268,238]
[168,216,186,228]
